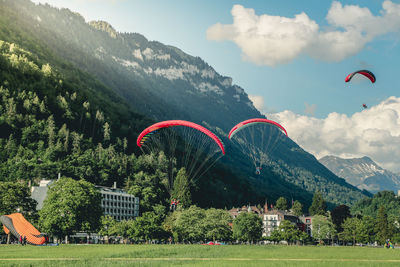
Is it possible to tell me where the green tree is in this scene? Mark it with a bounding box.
[172,206,206,242]
[204,208,232,241]
[340,217,359,245]
[375,205,391,244]
[98,215,117,243]
[113,220,134,243]
[275,197,288,211]
[357,216,375,244]
[171,167,191,208]
[292,200,303,217]
[309,191,327,216]
[340,216,374,245]
[163,209,180,240]
[331,204,351,232]
[128,211,166,243]
[388,214,400,244]
[232,212,262,243]
[268,228,282,243]
[128,153,169,213]
[0,182,37,220]
[312,215,336,244]
[38,177,102,241]
[278,220,300,245]
[351,191,400,218]
[298,230,311,245]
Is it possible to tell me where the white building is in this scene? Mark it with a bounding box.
[262,210,301,237]
[31,179,139,221]
[97,184,139,221]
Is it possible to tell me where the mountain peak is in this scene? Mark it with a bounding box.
[320,155,400,194]
[89,20,118,38]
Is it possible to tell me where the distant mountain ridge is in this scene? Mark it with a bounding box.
[0,0,371,207]
[319,155,400,194]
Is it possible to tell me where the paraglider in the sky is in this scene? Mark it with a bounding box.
[345,70,376,83]
[345,70,375,109]
[137,120,225,192]
[228,118,288,174]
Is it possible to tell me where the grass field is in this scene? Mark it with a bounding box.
[0,244,398,266]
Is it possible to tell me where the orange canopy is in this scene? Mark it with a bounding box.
[1,213,45,245]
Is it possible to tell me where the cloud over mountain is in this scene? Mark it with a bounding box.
[270,96,400,172]
[207,1,400,66]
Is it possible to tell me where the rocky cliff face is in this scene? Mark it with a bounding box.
[89,21,261,130]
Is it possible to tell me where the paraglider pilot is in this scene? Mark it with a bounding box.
[170,199,176,211]
[255,166,262,175]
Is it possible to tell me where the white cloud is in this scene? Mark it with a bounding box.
[249,95,265,112]
[269,96,400,172]
[207,1,400,66]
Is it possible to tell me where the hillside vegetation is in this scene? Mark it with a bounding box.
[0,0,370,208]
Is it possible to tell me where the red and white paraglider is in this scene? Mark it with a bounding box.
[228,118,288,175]
[137,120,225,191]
[345,70,376,84]
[345,70,376,110]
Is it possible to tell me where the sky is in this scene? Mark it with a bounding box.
[31,0,400,172]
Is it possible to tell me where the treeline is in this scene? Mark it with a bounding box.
[300,191,400,245]
[264,192,400,245]
[0,178,239,243]
[2,176,399,245]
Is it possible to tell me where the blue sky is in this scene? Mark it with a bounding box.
[31,0,400,172]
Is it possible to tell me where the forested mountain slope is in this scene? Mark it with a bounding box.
[0,0,370,208]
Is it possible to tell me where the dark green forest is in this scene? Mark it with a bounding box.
[0,0,371,209]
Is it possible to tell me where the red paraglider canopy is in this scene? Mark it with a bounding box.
[137,120,225,155]
[228,118,287,139]
[345,70,376,83]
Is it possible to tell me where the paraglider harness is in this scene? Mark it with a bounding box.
[170,199,180,211]
[255,166,262,175]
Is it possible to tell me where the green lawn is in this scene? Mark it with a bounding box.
[0,244,398,266]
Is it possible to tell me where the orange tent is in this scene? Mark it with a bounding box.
[1,213,45,245]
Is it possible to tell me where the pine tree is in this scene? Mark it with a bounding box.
[46,115,55,148]
[309,191,327,216]
[292,200,303,216]
[171,167,191,208]
[275,197,288,211]
[375,205,390,244]
[103,122,111,142]
[331,204,351,232]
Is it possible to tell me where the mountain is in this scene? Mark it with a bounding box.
[319,155,400,194]
[0,0,371,208]
[0,0,260,130]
